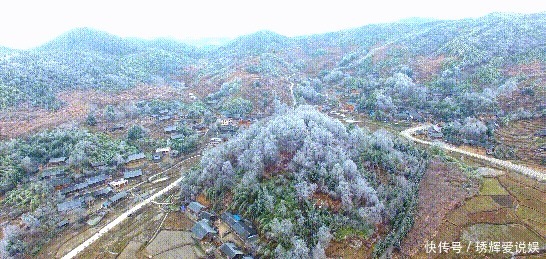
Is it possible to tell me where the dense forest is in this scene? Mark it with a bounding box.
[180,106,429,257]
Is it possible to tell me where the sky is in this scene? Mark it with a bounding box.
[1,0,545,49]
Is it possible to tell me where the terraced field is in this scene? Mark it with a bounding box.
[495,118,546,170]
[412,170,546,258]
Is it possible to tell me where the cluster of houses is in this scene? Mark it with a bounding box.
[41,155,149,228]
[184,201,256,259]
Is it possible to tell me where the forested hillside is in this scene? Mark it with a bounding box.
[1,13,544,119]
[180,106,429,257]
[0,28,196,110]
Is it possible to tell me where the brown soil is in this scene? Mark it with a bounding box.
[326,237,373,259]
[397,157,479,257]
[468,208,519,224]
[162,212,193,231]
[196,193,211,208]
[312,192,341,212]
[494,118,546,170]
[0,85,185,139]
[413,55,446,83]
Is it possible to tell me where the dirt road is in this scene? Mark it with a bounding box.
[400,124,546,182]
[60,154,201,259]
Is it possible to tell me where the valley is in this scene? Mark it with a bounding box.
[0,11,545,259]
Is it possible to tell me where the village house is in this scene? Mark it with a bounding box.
[90,161,108,170]
[60,181,90,196]
[86,174,109,186]
[158,109,170,115]
[188,92,198,101]
[49,177,73,190]
[102,191,127,208]
[156,147,171,154]
[157,115,172,122]
[199,210,216,222]
[221,118,236,126]
[186,201,206,221]
[171,134,185,140]
[152,153,162,162]
[57,219,69,229]
[535,129,546,137]
[93,186,113,198]
[221,212,258,246]
[125,153,146,165]
[164,125,177,134]
[108,124,125,132]
[123,169,143,180]
[109,178,128,188]
[191,219,217,242]
[219,242,244,259]
[41,168,66,179]
[57,199,84,213]
[427,125,444,139]
[48,157,67,167]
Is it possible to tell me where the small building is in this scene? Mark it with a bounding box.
[57,219,69,229]
[41,168,66,179]
[109,179,128,188]
[48,157,67,166]
[191,219,217,241]
[164,125,178,134]
[219,242,244,259]
[210,138,223,144]
[93,187,113,198]
[152,153,162,162]
[124,169,143,179]
[86,174,108,186]
[199,211,216,222]
[125,153,146,165]
[49,177,73,190]
[57,199,84,213]
[74,182,90,192]
[90,161,107,169]
[221,212,258,246]
[158,115,172,121]
[156,147,171,154]
[103,191,127,208]
[186,201,206,221]
[108,124,125,132]
[171,134,185,140]
[427,125,443,139]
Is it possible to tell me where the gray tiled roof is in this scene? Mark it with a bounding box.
[125,153,146,163]
[49,157,67,164]
[123,169,143,179]
[109,191,128,203]
[219,242,244,259]
[191,219,217,240]
[86,174,108,185]
[57,199,83,212]
[187,201,205,214]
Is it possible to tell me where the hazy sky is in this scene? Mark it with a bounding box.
[1,0,545,49]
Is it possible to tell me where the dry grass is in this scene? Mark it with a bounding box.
[0,84,185,139]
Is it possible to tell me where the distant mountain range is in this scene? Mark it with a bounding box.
[0,12,544,111]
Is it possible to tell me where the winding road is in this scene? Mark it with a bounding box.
[400,124,546,182]
[61,154,201,259]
